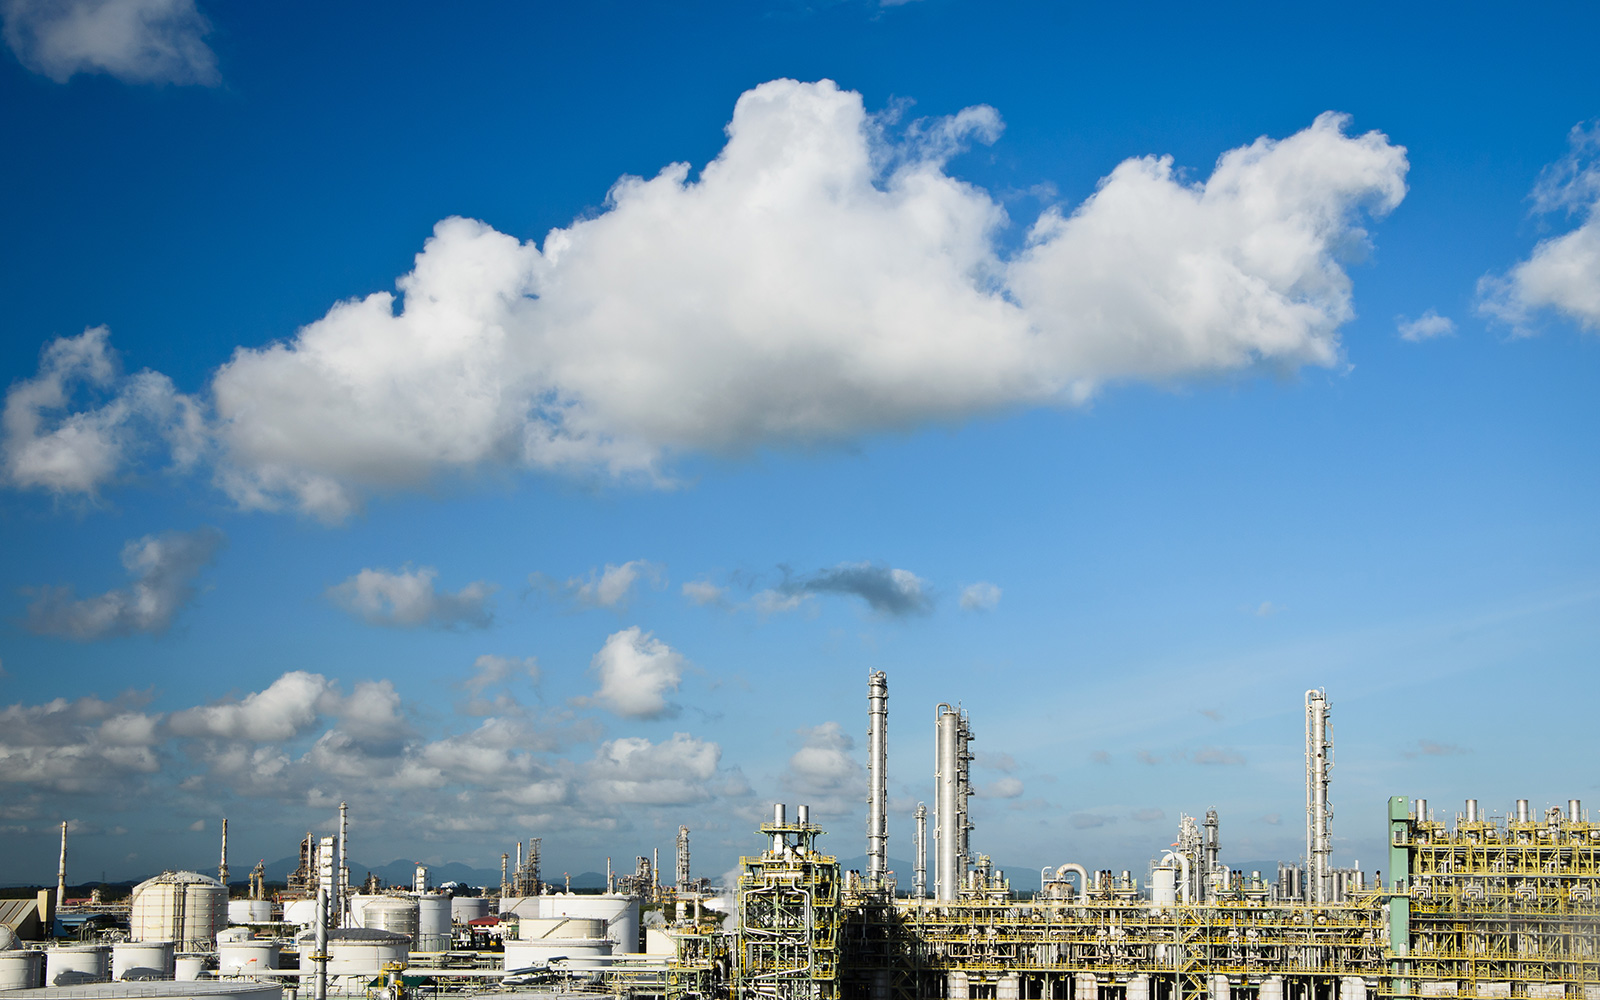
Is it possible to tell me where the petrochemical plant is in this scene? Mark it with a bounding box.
[2,675,1597,1000]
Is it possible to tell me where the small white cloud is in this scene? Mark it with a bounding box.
[1479,121,1600,334]
[585,733,721,805]
[589,627,686,719]
[751,589,810,615]
[776,562,933,616]
[959,581,1001,611]
[568,560,663,609]
[25,526,224,640]
[681,580,726,607]
[1131,807,1164,822]
[1071,812,1115,829]
[1259,812,1283,825]
[1,0,219,85]
[167,670,336,742]
[975,776,1023,799]
[328,566,495,629]
[1251,601,1282,617]
[464,654,539,692]
[1397,309,1457,341]
[187,818,205,832]
[2,327,204,497]
[782,721,862,817]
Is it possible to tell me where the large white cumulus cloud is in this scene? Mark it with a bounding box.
[8,81,1409,520]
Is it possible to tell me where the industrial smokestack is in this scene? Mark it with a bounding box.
[514,841,523,895]
[1465,799,1478,823]
[528,837,541,895]
[1304,689,1332,904]
[56,821,67,915]
[1516,799,1530,823]
[914,803,927,899]
[220,818,230,889]
[867,670,889,890]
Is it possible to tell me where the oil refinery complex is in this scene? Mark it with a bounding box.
[2,674,1597,1000]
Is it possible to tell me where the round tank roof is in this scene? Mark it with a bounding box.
[295,928,410,944]
[133,870,224,891]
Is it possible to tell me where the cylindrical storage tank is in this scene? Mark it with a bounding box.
[175,954,207,981]
[46,944,110,985]
[130,871,227,951]
[281,898,318,927]
[0,949,44,990]
[297,929,409,977]
[451,897,490,924]
[504,918,612,970]
[228,899,273,924]
[1151,866,1176,907]
[114,940,176,980]
[415,894,451,952]
[537,893,640,954]
[361,896,419,947]
[218,940,281,976]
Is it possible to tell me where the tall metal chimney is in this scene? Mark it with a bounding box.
[1305,689,1333,904]
[56,821,67,915]
[528,837,541,895]
[913,803,928,899]
[337,802,348,924]
[220,818,230,888]
[867,670,890,889]
[514,841,523,895]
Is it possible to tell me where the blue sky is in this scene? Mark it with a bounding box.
[2,0,1599,888]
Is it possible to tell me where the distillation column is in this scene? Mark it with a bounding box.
[934,704,973,900]
[867,671,889,890]
[56,821,67,916]
[1305,689,1333,904]
[219,818,229,888]
[1203,809,1219,901]
[914,803,928,899]
[676,826,691,890]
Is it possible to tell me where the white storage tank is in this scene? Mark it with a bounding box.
[361,896,419,946]
[227,900,273,924]
[45,944,110,985]
[130,871,227,951]
[538,893,641,954]
[414,894,451,952]
[296,929,408,977]
[114,940,176,980]
[175,954,207,981]
[280,898,318,927]
[0,949,44,990]
[503,917,611,970]
[450,896,489,924]
[217,936,280,977]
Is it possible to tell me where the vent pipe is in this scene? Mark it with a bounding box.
[1304,689,1333,904]
[1516,799,1530,823]
[220,818,230,888]
[56,821,67,915]
[867,671,890,889]
[1464,799,1478,823]
[1570,800,1582,823]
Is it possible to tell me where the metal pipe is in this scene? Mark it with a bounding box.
[913,803,928,899]
[1304,689,1332,904]
[797,803,809,825]
[1160,851,1191,905]
[313,887,328,1000]
[1516,799,1530,823]
[1415,799,1428,823]
[514,841,523,895]
[867,670,889,890]
[935,705,960,901]
[1053,863,1089,901]
[220,818,230,889]
[1464,799,1478,823]
[1570,799,1582,823]
[772,804,786,854]
[1203,809,1220,903]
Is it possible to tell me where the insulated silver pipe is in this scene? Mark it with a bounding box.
[935,705,961,901]
[1415,799,1428,823]
[867,671,890,890]
[1464,799,1478,823]
[1516,799,1530,822]
[220,818,229,888]
[772,803,786,854]
[56,821,67,916]
[797,804,809,825]
[1304,690,1332,904]
[914,803,928,899]
[313,887,328,1000]
[1571,800,1582,823]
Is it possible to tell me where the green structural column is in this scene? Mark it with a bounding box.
[1387,795,1411,999]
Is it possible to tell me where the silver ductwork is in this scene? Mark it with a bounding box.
[1304,689,1332,904]
[867,671,889,889]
